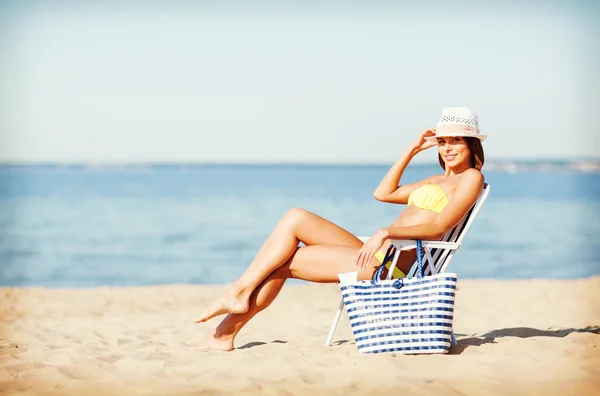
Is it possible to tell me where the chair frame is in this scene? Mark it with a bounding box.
[325,183,490,347]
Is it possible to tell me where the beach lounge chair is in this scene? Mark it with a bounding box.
[325,183,491,347]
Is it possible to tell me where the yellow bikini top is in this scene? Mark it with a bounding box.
[408,184,449,214]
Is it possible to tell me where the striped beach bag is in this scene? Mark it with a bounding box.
[339,240,458,354]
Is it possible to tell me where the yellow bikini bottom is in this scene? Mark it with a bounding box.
[374,250,406,279]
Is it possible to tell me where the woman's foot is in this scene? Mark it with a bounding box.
[195,288,250,323]
[190,331,234,352]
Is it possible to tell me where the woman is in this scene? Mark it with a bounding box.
[195,107,486,351]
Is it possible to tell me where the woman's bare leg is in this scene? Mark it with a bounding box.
[195,265,289,351]
[195,209,363,323]
[194,244,382,351]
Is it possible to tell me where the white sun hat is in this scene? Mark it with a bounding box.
[426,107,487,142]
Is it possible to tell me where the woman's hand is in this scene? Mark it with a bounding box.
[411,128,438,152]
[355,228,389,271]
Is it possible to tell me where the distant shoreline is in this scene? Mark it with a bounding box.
[0,159,599,173]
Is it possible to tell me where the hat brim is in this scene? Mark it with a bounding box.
[425,133,487,142]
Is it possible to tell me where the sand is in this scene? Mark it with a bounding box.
[1,277,599,395]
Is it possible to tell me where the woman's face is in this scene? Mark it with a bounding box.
[437,136,471,168]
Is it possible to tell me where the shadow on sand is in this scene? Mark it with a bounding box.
[237,340,288,350]
[453,325,600,354]
[237,327,599,353]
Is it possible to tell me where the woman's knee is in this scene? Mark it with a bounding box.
[281,207,310,228]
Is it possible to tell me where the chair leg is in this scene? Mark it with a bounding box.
[451,330,457,346]
[325,298,345,346]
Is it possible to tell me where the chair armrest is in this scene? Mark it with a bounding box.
[390,240,461,251]
[358,237,460,251]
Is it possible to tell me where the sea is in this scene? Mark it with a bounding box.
[1,164,599,288]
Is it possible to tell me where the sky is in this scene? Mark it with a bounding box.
[0,0,598,164]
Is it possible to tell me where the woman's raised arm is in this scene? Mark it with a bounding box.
[373,129,438,204]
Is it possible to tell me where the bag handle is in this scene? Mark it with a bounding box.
[371,240,423,288]
[371,244,396,284]
[415,239,423,279]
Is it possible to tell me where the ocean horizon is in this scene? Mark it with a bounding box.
[1,158,599,175]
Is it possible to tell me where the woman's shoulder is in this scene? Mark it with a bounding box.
[458,168,485,187]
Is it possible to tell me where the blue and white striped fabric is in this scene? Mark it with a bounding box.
[340,240,458,354]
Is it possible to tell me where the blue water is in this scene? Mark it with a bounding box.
[1,164,599,288]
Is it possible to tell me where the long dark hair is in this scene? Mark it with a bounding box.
[438,137,485,171]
